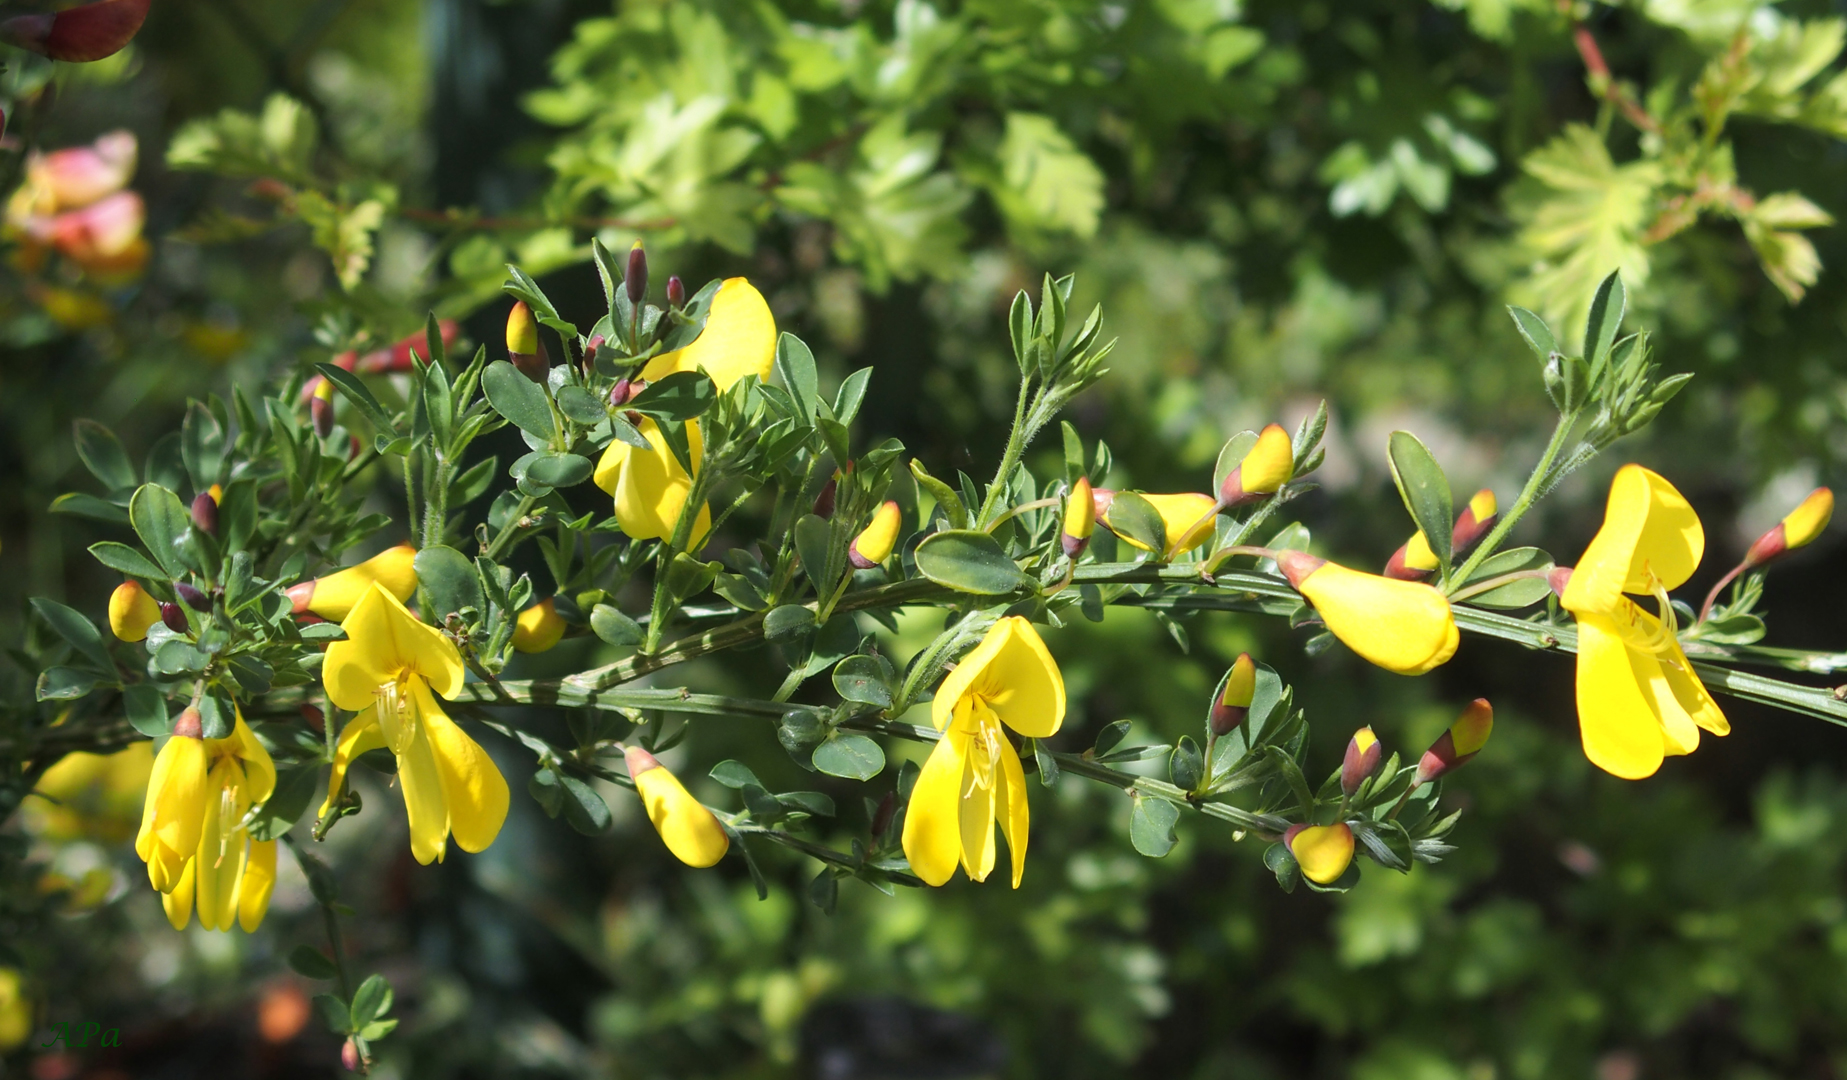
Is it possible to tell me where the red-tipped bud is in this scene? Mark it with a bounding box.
[1219,424,1293,507]
[506,301,548,382]
[871,790,896,837]
[848,501,901,569]
[1341,727,1383,796]
[1547,566,1573,599]
[174,581,211,612]
[341,1035,363,1073]
[812,476,838,519]
[609,377,642,407]
[1275,549,1328,590]
[190,492,218,536]
[1415,699,1492,786]
[311,380,335,438]
[1452,489,1497,554]
[0,0,149,63]
[1284,822,1354,885]
[300,703,325,733]
[1744,487,1833,567]
[159,601,188,632]
[1062,477,1096,558]
[667,275,686,308]
[1210,653,1257,736]
[626,242,648,306]
[1383,531,1438,581]
[172,706,203,740]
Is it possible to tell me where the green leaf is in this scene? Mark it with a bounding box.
[1458,546,1555,608]
[1032,738,1060,787]
[774,333,819,425]
[990,112,1105,240]
[1211,431,1259,500]
[1170,736,1204,791]
[1129,795,1180,857]
[834,367,872,424]
[481,360,556,441]
[145,432,187,496]
[73,419,136,492]
[414,546,483,622]
[248,765,319,841]
[833,655,894,707]
[196,689,235,740]
[123,684,169,736]
[812,734,885,780]
[764,604,817,642]
[709,760,762,790]
[129,483,191,577]
[1507,307,1557,362]
[349,974,394,1028]
[30,597,113,673]
[1386,431,1453,571]
[37,666,99,701]
[1264,841,1300,893]
[913,531,1028,595]
[793,513,833,590]
[524,452,593,488]
[1583,269,1626,370]
[555,385,606,426]
[89,541,165,580]
[1103,492,1166,556]
[315,993,351,1034]
[50,492,130,525]
[558,773,611,834]
[287,945,338,980]
[630,371,717,422]
[181,402,225,491]
[590,604,643,647]
[1094,718,1131,756]
[314,362,397,435]
[909,460,968,529]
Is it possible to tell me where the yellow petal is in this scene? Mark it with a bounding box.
[1240,424,1295,495]
[108,580,159,642]
[512,597,566,653]
[932,616,1066,738]
[1403,530,1439,572]
[162,857,195,931]
[396,717,451,865]
[957,747,998,884]
[1573,610,1668,779]
[299,543,419,621]
[1288,824,1355,885]
[325,583,465,709]
[901,732,969,887]
[640,277,776,391]
[222,710,275,805]
[1662,641,1729,737]
[996,736,1031,889]
[626,748,730,867]
[417,680,509,854]
[137,734,207,890]
[1107,493,1219,556]
[851,501,902,565]
[612,416,711,545]
[1782,487,1833,549]
[1562,465,1703,613]
[593,437,627,497]
[318,708,386,825]
[194,770,242,932]
[1296,562,1459,675]
[237,839,277,932]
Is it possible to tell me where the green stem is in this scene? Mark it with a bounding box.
[1446,568,1551,605]
[1446,410,1578,591]
[977,378,1037,527]
[482,494,538,561]
[401,453,420,548]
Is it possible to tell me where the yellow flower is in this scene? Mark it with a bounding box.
[1061,476,1095,558]
[320,583,509,864]
[161,829,277,933]
[108,579,159,641]
[0,968,29,1052]
[1744,486,1833,566]
[1414,699,1493,785]
[1277,551,1459,675]
[1218,423,1293,506]
[512,597,566,653]
[1209,652,1256,735]
[902,617,1065,888]
[594,278,775,546]
[1559,465,1727,779]
[286,543,418,622]
[1285,823,1354,885]
[1453,488,1498,552]
[1383,530,1440,581]
[1096,490,1220,560]
[624,746,730,867]
[849,501,901,568]
[25,741,152,841]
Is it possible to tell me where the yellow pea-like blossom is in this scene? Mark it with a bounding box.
[1209,652,1256,735]
[1744,487,1833,566]
[1384,530,1440,581]
[319,583,509,864]
[1277,551,1459,675]
[1559,465,1727,779]
[1414,698,1492,785]
[1286,823,1354,884]
[512,597,566,653]
[1062,477,1095,558]
[594,278,775,546]
[1094,489,1220,560]
[624,746,730,867]
[286,543,418,622]
[902,617,1065,888]
[1453,488,1497,552]
[1219,423,1293,506]
[849,501,902,568]
[108,579,159,641]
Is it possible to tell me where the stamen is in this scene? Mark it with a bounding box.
[215,784,235,868]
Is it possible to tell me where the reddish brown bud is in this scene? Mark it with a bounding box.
[812,476,837,519]
[626,243,648,306]
[0,0,149,63]
[1547,566,1573,599]
[1341,727,1383,796]
[300,703,325,733]
[310,394,334,439]
[609,378,642,407]
[1415,699,1493,786]
[667,275,685,308]
[1210,654,1257,736]
[174,581,211,612]
[190,491,219,536]
[510,341,549,382]
[1451,489,1498,554]
[159,601,188,632]
[172,707,203,740]
[1276,549,1328,590]
[341,1036,363,1073]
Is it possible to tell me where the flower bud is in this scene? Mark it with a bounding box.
[1341,727,1383,796]
[300,703,325,733]
[1210,653,1256,735]
[1415,698,1493,786]
[1062,477,1095,558]
[1744,487,1833,567]
[341,1035,363,1073]
[626,242,648,307]
[511,598,566,653]
[1277,551,1459,676]
[506,301,548,382]
[311,379,335,438]
[286,544,418,621]
[667,274,685,308]
[1547,565,1574,598]
[174,581,211,613]
[1284,823,1354,885]
[848,501,902,569]
[1218,424,1293,507]
[812,475,838,519]
[190,491,219,536]
[172,706,203,740]
[1452,489,1497,554]
[609,377,642,407]
[159,601,188,633]
[108,579,159,641]
[0,0,149,63]
[1383,530,1439,581]
[625,746,730,867]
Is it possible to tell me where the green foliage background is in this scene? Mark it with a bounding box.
[3,0,1847,1077]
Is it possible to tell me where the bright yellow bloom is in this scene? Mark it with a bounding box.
[903,617,1065,888]
[108,579,159,641]
[0,968,29,1052]
[1384,530,1439,580]
[624,746,730,867]
[286,543,418,621]
[849,501,902,568]
[512,597,566,653]
[1278,551,1459,675]
[1210,652,1256,735]
[26,741,152,841]
[1745,486,1833,566]
[1097,491,1219,559]
[1219,423,1293,505]
[162,828,277,933]
[1062,477,1095,557]
[594,278,775,546]
[506,300,538,355]
[1560,465,1727,779]
[320,583,509,864]
[1286,823,1354,884]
